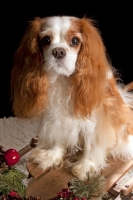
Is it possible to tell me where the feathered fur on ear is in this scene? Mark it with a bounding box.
[11,17,48,118]
[71,17,110,118]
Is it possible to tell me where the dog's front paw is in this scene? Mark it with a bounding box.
[28,147,65,170]
[71,159,96,180]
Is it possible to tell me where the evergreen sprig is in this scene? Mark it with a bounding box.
[68,174,108,199]
[0,167,27,198]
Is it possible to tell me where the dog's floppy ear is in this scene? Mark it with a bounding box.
[71,17,110,118]
[11,17,48,118]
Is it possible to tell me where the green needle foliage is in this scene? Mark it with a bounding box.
[68,174,108,200]
[0,167,27,198]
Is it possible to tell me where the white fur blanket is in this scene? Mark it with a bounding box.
[0,117,39,175]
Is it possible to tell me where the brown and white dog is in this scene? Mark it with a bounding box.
[11,16,133,180]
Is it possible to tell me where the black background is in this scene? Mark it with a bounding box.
[0,1,132,118]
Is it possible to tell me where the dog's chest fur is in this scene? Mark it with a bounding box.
[39,73,96,150]
[47,74,73,115]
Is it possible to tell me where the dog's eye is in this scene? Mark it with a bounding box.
[41,36,51,45]
[70,37,80,47]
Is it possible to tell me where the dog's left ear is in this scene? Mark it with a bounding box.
[11,17,49,118]
[71,17,111,118]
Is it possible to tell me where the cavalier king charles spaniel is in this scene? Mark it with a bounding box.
[11,16,133,180]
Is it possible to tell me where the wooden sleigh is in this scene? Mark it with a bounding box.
[21,136,133,200]
[26,156,133,200]
[20,82,133,200]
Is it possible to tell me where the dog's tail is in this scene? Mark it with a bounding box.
[117,82,133,109]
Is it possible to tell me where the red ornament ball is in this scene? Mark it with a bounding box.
[4,149,20,166]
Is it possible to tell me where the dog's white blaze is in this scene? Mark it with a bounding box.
[41,16,72,43]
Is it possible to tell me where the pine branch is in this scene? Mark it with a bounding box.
[68,174,108,199]
[0,168,27,198]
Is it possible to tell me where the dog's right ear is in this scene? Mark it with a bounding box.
[11,17,49,118]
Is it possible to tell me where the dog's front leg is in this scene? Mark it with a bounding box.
[28,145,66,170]
[71,139,108,180]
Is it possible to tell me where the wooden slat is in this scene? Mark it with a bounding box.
[27,167,73,200]
[123,82,133,92]
[121,177,133,196]
[27,162,50,179]
[102,158,133,192]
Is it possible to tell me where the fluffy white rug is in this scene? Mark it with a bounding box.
[0,117,39,175]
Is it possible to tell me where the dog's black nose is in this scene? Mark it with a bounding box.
[52,47,66,59]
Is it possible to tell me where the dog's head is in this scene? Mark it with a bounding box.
[38,16,82,76]
[11,16,111,118]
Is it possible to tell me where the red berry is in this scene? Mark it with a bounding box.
[73,198,79,200]
[9,191,20,197]
[4,149,20,166]
[57,192,62,197]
